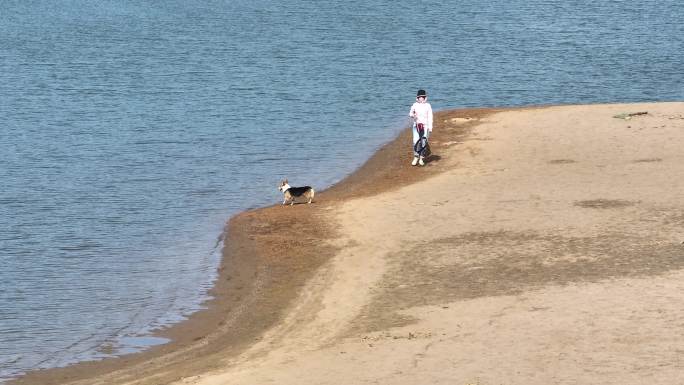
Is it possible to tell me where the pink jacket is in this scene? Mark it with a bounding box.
[409,101,433,131]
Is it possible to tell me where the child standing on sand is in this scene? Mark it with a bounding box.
[409,89,433,166]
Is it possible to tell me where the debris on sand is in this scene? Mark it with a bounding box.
[613,111,648,120]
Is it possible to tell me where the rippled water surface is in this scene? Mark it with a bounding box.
[1,0,682,381]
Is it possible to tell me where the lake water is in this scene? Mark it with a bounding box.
[1,0,682,381]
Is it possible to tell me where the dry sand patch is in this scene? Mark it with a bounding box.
[178,103,684,385]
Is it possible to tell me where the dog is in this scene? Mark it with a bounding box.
[278,179,315,205]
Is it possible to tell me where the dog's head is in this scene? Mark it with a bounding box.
[278,179,289,192]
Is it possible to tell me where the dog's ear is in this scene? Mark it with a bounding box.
[284,178,288,184]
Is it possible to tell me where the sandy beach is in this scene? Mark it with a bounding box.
[13,102,684,385]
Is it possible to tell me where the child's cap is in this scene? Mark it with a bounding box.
[416,89,427,97]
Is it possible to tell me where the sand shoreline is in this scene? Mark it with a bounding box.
[10,106,490,385]
[12,102,684,385]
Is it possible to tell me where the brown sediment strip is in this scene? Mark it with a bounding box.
[10,107,500,385]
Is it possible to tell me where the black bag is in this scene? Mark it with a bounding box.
[423,141,432,158]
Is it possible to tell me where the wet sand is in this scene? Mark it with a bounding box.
[12,102,684,385]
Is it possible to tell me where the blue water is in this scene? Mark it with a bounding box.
[1,0,682,381]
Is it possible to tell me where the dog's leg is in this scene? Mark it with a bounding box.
[282,198,287,205]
